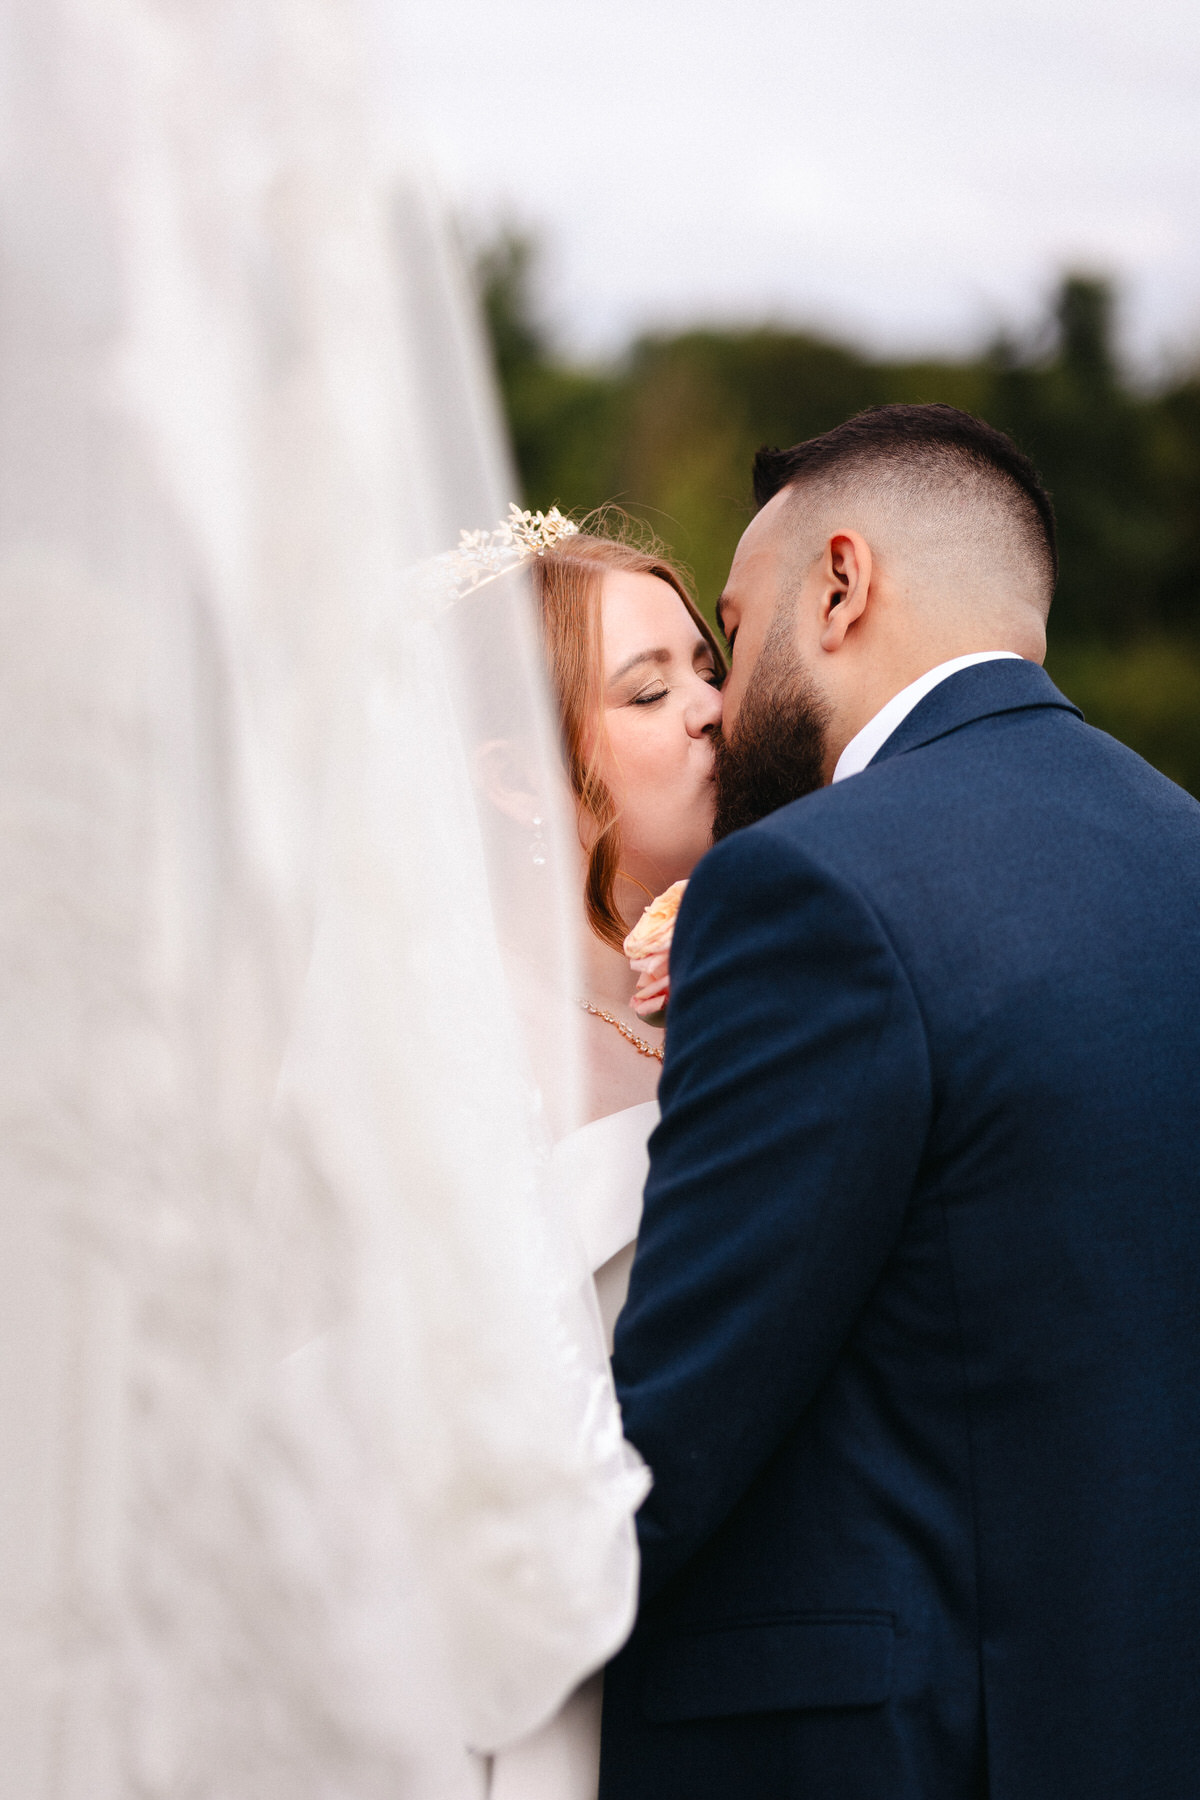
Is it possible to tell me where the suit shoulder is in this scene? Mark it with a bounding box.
[722,769,907,865]
[689,801,841,892]
[683,793,886,924]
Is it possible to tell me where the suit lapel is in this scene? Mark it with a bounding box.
[867,660,1082,771]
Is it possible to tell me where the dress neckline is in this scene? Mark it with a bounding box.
[569,1097,660,1140]
[552,1100,658,1273]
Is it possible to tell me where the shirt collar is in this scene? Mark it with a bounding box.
[832,653,1023,784]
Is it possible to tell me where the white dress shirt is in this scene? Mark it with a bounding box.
[832,652,1023,784]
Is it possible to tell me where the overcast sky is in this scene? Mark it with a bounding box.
[370,0,1200,372]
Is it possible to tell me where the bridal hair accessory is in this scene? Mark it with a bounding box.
[453,504,580,597]
[504,504,580,556]
[624,880,688,1026]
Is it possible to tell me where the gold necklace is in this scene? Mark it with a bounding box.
[577,997,665,1062]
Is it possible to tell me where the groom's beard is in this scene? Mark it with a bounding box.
[712,631,831,841]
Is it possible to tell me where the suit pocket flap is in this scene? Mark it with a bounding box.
[641,1611,895,1722]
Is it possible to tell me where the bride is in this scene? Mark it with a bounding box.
[482,521,725,1798]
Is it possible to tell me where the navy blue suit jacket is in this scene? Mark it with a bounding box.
[601,660,1200,1800]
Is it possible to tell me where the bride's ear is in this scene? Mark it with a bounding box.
[474,738,544,827]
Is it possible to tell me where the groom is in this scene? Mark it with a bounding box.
[600,403,1200,1798]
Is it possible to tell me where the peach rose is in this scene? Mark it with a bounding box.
[623,880,687,1025]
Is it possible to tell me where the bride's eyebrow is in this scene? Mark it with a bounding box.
[608,648,670,684]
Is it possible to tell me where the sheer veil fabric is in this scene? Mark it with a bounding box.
[0,2,644,1795]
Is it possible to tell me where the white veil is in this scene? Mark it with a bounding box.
[0,2,643,1794]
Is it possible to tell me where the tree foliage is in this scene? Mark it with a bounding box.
[480,236,1200,792]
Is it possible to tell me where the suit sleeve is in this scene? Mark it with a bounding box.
[612,822,932,1600]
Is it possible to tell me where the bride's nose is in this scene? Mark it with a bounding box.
[686,673,724,737]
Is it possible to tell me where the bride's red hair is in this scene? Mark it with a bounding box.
[530,520,724,951]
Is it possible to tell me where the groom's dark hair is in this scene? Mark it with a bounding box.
[753,403,1058,598]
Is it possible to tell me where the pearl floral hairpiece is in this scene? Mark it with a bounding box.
[453,503,580,596]
[504,504,580,557]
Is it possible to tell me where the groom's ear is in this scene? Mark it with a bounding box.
[818,531,873,652]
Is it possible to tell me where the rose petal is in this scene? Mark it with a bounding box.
[623,879,688,960]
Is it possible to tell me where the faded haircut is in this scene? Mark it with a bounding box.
[754,403,1057,608]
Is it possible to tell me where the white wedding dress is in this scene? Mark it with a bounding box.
[486,1100,658,1800]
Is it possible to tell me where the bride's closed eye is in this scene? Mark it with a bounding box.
[630,685,670,706]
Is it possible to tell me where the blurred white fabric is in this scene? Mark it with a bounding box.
[0,2,643,1795]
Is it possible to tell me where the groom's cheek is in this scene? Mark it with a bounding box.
[720,609,776,728]
[719,656,750,729]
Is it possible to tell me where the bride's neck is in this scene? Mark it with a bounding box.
[580,868,662,1011]
[581,925,638,1013]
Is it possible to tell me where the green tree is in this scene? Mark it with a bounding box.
[476,232,624,512]
[477,240,1200,793]
[987,276,1169,639]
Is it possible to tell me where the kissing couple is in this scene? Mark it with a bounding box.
[481,402,1200,1800]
